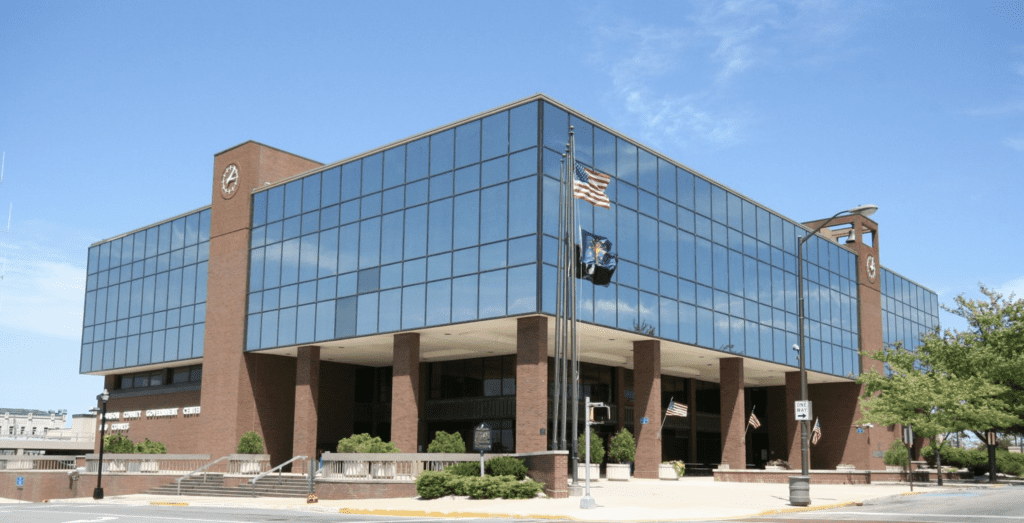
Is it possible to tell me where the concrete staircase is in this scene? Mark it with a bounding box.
[146,473,311,498]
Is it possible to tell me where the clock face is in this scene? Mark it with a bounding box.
[866,254,877,282]
[221,164,239,198]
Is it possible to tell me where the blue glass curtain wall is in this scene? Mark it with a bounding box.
[880,268,940,352]
[246,102,541,351]
[539,101,861,378]
[81,208,211,373]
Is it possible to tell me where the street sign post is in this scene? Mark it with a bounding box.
[473,423,492,477]
[794,401,812,421]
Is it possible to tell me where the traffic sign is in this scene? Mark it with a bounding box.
[16,476,24,487]
[641,417,649,424]
[794,401,812,421]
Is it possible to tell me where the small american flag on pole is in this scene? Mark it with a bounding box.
[747,411,761,429]
[666,400,688,417]
[812,417,822,445]
[573,162,611,209]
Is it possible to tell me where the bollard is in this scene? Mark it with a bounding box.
[788,475,810,506]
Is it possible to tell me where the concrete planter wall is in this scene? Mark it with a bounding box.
[606,463,631,481]
[576,463,600,481]
[658,464,680,480]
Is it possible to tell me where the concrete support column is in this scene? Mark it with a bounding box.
[785,371,803,469]
[719,358,745,469]
[516,316,548,453]
[633,340,661,479]
[292,345,320,474]
[391,333,420,454]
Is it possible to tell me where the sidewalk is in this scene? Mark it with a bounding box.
[29,477,972,521]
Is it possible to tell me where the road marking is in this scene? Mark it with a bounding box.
[22,510,251,522]
[64,518,118,523]
[824,512,1024,520]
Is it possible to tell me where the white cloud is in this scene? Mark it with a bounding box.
[996,277,1024,300]
[1005,137,1024,151]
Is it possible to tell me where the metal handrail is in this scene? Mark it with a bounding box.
[176,455,230,496]
[249,455,306,497]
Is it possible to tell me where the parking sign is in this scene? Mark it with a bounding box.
[16,476,24,487]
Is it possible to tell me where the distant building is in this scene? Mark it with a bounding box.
[0,409,96,456]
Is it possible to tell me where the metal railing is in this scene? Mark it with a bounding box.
[84,454,210,476]
[176,455,230,496]
[319,452,507,482]
[0,455,76,471]
[249,455,307,497]
[0,434,95,442]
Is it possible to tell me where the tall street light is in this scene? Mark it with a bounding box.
[790,204,877,507]
[93,388,110,500]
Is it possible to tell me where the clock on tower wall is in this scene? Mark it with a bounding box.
[220,164,240,199]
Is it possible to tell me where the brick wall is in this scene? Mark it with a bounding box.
[632,340,660,479]
[516,317,548,453]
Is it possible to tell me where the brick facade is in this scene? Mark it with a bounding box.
[292,345,320,473]
[391,333,420,454]
[632,340,660,479]
[718,358,745,469]
[515,316,548,453]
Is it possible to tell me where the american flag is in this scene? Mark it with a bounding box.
[573,162,611,209]
[812,417,822,445]
[666,400,688,417]
[747,411,761,429]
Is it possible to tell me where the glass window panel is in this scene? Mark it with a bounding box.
[617,287,639,330]
[298,281,317,305]
[639,266,658,294]
[430,129,454,175]
[295,303,315,344]
[403,258,426,285]
[334,297,356,338]
[638,214,658,268]
[427,199,453,255]
[380,263,401,289]
[359,153,382,196]
[482,110,509,160]
[617,207,638,262]
[482,156,508,187]
[710,186,727,225]
[301,211,319,235]
[455,120,481,168]
[357,267,380,294]
[280,284,298,309]
[509,177,537,238]
[428,253,451,281]
[508,236,535,266]
[480,184,508,243]
[382,187,404,214]
[282,180,302,219]
[163,328,178,363]
[430,172,453,201]
[276,307,296,346]
[617,139,637,185]
[283,216,301,241]
[509,148,535,181]
[453,247,479,276]
[542,174,559,237]
[617,260,638,289]
[377,289,401,333]
[638,150,657,193]
[452,192,480,249]
[542,102,568,151]
[594,282,616,326]
[300,233,319,282]
[455,164,480,195]
[279,238,300,286]
[157,222,172,254]
[402,284,426,329]
[426,280,451,326]
[177,325,193,360]
[361,193,381,218]
[509,101,537,152]
[507,264,536,314]
[382,146,405,189]
[301,173,321,214]
[452,274,478,322]
[359,217,381,268]
[640,291,658,333]
[479,270,507,318]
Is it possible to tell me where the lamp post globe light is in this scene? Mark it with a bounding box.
[93,388,110,500]
[789,204,877,507]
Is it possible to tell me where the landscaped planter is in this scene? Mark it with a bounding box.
[576,463,600,481]
[885,465,903,472]
[659,463,681,480]
[764,465,786,471]
[606,463,631,481]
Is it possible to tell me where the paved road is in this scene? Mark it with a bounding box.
[736,486,1024,523]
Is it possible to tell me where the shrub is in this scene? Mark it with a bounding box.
[502,479,545,499]
[103,434,135,453]
[337,433,400,453]
[996,450,1024,477]
[447,475,473,496]
[466,475,517,499]
[416,470,450,499]
[486,456,528,480]
[135,438,167,454]
[664,460,685,476]
[237,431,264,454]
[576,431,605,464]
[444,461,481,477]
[608,428,636,464]
[883,440,909,467]
[427,431,466,453]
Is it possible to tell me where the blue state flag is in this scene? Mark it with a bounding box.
[579,229,617,286]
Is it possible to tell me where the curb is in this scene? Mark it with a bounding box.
[150,501,189,506]
[750,500,862,517]
[338,508,577,520]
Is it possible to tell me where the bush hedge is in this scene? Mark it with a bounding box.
[427,431,466,453]
[337,433,400,453]
[237,431,264,454]
[919,446,1024,477]
[135,438,167,454]
[485,456,528,480]
[103,434,136,453]
[444,461,481,477]
[882,440,909,467]
[576,431,605,464]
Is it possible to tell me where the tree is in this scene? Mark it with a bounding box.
[237,431,264,454]
[858,285,1024,481]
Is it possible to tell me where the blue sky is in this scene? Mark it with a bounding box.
[1,1,1021,418]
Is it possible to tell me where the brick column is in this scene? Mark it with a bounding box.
[292,345,320,473]
[516,316,548,453]
[719,357,745,469]
[785,370,803,469]
[391,333,420,454]
[633,340,661,478]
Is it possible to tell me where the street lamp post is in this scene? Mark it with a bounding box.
[789,204,877,507]
[93,388,110,500]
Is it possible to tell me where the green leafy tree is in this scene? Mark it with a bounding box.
[576,431,605,464]
[135,438,167,454]
[337,433,400,453]
[607,428,636,464]
[427,431,466,453]
[103,433,135,453]
[237,431,264,454]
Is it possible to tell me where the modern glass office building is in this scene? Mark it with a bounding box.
[80,94,938,476]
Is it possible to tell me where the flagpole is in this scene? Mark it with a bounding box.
[561,143,571,456]
[553,152,566,452]
[657,396,674,441]
[569,127,580,489]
